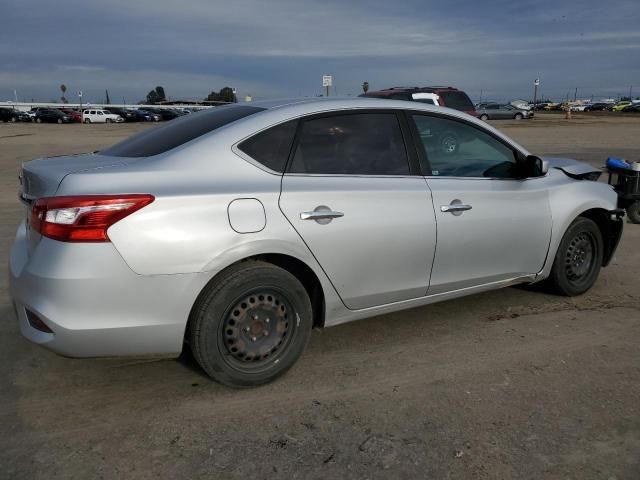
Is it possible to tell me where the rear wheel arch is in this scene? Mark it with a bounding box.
[186,254,326,342]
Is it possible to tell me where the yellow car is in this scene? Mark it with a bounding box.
[612,101,632,112]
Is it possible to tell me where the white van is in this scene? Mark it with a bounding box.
[82,109,123,123]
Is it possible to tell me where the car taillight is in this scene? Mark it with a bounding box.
[30,194,154,242]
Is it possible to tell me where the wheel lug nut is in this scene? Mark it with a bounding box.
[251,336,257,342]
[244,327,250,332]
[263,331,269,336]
[253,315,259,321]
[265,318,270,323]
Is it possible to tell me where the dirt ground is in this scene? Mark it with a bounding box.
[1,113,639,479]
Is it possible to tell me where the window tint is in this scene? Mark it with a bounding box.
[390,92,411,101]
[412,114,517,178]
[237,120,297,173]
[101,105,265,157]
[438,91,474,111]
[290,113,410,175]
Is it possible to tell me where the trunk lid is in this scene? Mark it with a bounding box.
[20,153,139,200]
[19,153,141,252]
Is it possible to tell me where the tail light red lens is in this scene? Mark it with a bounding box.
[31,194,154,242]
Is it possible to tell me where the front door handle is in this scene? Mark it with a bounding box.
[440,200,473,217]
[300,206,344,224]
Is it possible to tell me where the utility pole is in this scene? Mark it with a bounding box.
[532,79,539,112]
[479,89,483,104]
[630,86,634,99]
[574,87,578,101]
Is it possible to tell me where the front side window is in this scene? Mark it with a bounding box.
[412,114,517,178]
[237,120,297,173]
[289,113,410,175]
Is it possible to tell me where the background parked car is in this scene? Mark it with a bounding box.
[0,107,30,122]
[34,109,72,124]
[361,86,477,116]
[476,103,531,120]
[82,109,123,123]
[59,109,82,123]
[141,107,183,121]
[130,109,156,122]
[584,102,611,112]
[612,101,632,112]
[138,109,162,121]
[105,107,138,122]
[621,103,640,113]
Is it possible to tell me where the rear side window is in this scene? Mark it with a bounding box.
[289,113,410,175]
[237,120,297,173]
[101,105,265,157]
[439,91,474,111]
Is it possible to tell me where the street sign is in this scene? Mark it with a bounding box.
[78,90,83,97]
[534,79,540,86]
[322,75,333,87]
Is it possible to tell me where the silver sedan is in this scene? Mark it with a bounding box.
[9,98,623,387]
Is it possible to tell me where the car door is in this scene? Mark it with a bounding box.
[408,112,552,294]
[279,110,437,310]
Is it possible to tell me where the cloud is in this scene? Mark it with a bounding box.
[1,0,639,102]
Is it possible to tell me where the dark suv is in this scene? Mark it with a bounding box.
[361,86,476,116]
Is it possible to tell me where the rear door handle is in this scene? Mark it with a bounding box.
[440,204,472,213]
[300,210,344,220]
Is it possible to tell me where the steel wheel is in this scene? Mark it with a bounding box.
[219,289,294,372]
[189,261,313,387]
[547,217,603,296]
[564,231,596,285]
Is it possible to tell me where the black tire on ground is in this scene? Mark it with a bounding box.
[36,118,42,123]
[189,261,313,388]
[480,114,489,121]
[84,118,91,123]
[10,116,17,123]
[106,118,112,123]
[514,113,523,120]
[627,201,640,224]
[57,118,62,124]
[546,217,603,296]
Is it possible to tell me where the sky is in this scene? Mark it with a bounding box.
[1,0,639,104]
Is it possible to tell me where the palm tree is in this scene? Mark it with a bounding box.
[362,82,369,94]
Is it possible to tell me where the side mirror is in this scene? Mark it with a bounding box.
[522,155,548,177]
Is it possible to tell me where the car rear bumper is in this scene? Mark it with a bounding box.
[9,221,210,358]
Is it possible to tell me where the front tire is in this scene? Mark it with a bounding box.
[627,201,640,224]
[189,261,313,388]
[514,113,523,120]
[547,217,603,296]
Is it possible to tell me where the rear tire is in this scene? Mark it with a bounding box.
[189,261,313,388]
[106,118,112,123]
[36,118,42,123]
[627,201,640,224]
[480,114,489,121]
[57,118,62,124]
[547,217,603,296]
[84,118,91,124]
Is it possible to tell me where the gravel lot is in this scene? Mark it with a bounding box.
[1,113,639,479]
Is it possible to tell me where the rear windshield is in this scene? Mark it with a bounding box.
[101,105,265,157]
[439,91,475,111]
